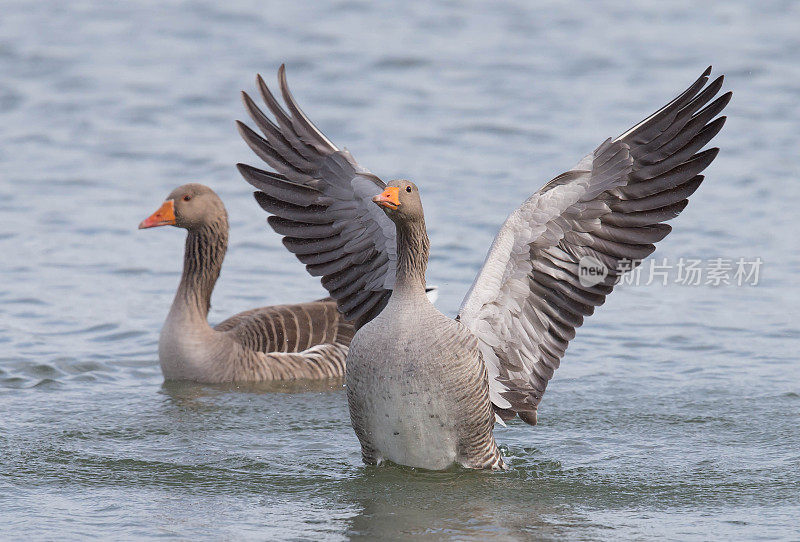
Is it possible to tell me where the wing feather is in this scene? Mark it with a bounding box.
[237,65,397,326]
[458,68,731,424]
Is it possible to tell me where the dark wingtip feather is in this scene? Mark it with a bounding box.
[266,215,281,231]
[694,146,720,168]
[240,91,259,118]
[276,63,338,152]
[518,410,538,426]
[618,67,714,143]
[690,75,725,111]
[253,190,271,212]
[255,73,270,99]
[700,116,727,143]
[236,162,293,183]
[682,174,705,198]
[235,119,249,138]
[699,92,733,122]
[698,92,733,122]
[256,71,291,123]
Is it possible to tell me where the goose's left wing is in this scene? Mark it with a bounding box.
[458,67,731,425]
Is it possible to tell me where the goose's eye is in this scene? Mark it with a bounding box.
[405,186,412,193]
[183,195,192,202]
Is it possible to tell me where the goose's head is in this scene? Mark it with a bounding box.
[139,183,226,231]
[372,180,425,224]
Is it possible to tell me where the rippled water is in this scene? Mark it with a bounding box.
[1,0,799,539]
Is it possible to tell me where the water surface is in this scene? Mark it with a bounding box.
[1,0,799,539]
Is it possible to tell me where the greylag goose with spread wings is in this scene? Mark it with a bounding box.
[237,66,731,469]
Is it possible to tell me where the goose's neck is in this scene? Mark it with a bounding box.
[172,216,228,322]
[393,217,429,297]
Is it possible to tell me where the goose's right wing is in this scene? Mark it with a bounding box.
[237,65,397,327]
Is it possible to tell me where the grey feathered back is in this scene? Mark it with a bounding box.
[215,297,352,354]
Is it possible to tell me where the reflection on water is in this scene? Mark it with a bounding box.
[1,0,799,539]
[344,469,571,541]
[160,377,345,402]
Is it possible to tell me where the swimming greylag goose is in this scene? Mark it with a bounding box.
[237,66,731,469]
[139,183,353,382]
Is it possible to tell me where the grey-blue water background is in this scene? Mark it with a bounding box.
[1,0,798,539]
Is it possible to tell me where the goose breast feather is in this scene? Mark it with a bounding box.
[346,302,503,470]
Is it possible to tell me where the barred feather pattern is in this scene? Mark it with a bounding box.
[215,299,353,355]
[220,342,348,382]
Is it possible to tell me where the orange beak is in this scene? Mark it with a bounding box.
[138,199,176,229]
[372,187,400,210]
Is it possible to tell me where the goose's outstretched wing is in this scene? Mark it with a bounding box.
[236,65,397,327]
[458,67,731,425]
